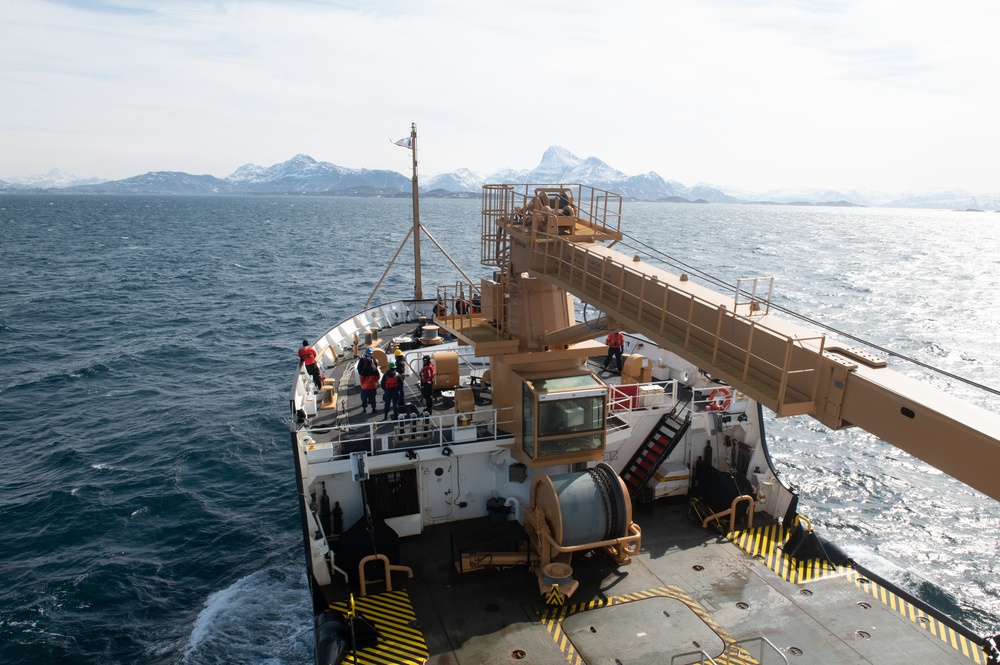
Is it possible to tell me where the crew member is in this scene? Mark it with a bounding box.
[298,339,323,390]
[380,362,404,421]
[603,330,625,374]
[358,348,379,413]
[432,299,447,317]
[419,355,435,414]
[393,348,406,379]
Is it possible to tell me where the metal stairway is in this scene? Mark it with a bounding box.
[619,403,691,498]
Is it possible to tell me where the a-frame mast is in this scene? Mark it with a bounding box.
[410,123,422,300]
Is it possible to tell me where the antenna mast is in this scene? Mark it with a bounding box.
[410,123,422,300]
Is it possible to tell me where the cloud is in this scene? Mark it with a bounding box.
[1,0,997,193]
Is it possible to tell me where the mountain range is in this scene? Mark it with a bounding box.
[2,147,997,210]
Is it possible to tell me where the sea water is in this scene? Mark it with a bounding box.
[0,195,997,664]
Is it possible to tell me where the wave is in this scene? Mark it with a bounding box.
[179,566,311,665]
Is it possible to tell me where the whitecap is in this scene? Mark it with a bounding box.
[180,567,311,664]
[91,462,128,472]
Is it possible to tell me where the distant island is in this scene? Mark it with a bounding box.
[2,147,998,211]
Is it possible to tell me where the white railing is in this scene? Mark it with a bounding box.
[301,406,516,463]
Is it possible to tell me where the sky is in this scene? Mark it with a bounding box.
[1,0,998,194]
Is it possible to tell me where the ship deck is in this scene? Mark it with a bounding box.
[306,321,987,664]
[322,497,983,664]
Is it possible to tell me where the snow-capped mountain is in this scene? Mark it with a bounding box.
[423,168,483,193]
[67,172,237,195]
[484,146,729,202]
[3,168,105,189]
[225,154,409,193]
[4,150,996,209]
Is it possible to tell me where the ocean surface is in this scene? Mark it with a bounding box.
[1,194,997,664]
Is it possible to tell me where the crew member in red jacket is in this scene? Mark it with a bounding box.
[602,330,625,374]
[419,355,435,414]
[298,339,323,390]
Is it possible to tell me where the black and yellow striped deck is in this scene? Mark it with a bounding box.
[728,524,989,664]
[327,589,429,665]
[538,585,759,665]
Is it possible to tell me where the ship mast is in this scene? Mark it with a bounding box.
[410,123,422,300]
[366,123,474,306]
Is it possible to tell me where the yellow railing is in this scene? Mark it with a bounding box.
[527,237,823,417]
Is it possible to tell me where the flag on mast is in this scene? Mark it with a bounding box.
[393,136,413,149]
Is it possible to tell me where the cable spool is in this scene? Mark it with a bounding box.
[530,462,631,548]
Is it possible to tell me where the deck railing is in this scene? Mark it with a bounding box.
[301,405,517,463]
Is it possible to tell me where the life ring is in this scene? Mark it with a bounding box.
[707,387,731,411]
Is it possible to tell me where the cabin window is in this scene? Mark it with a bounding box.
[522,374,607,460]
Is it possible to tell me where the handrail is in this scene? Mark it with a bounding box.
[527,237,823,415]
[669,636,788,664]
[700,494,755,532]
[301,406,517,463]
[670,649,719,664]
[736,636,789,664]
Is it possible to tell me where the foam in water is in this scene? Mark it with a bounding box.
[181,568,312,665]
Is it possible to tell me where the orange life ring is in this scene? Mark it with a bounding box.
[707,387,731,411]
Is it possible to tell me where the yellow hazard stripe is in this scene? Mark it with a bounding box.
[328,589,429,665]
[728,525,987,664]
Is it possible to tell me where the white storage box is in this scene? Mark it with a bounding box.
[651,461,691,498]
[638,384,666,408]
[305,440,334,463]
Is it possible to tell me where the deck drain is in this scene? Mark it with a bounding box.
[858,577,870,585]
[798,589,813,597]
[736,602,750,610]
[916,615,929,626]
[692,564,704,571]
[511,649,526,659]
[856,630,871,640]
[788,646,803,656]
[406,619,422,629]
[857,601,871,610]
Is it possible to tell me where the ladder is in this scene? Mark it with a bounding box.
[619,403,691,498]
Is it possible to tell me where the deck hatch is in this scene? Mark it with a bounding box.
[539,586,757,665]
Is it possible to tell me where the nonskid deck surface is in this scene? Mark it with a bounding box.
[326,496,984,664]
